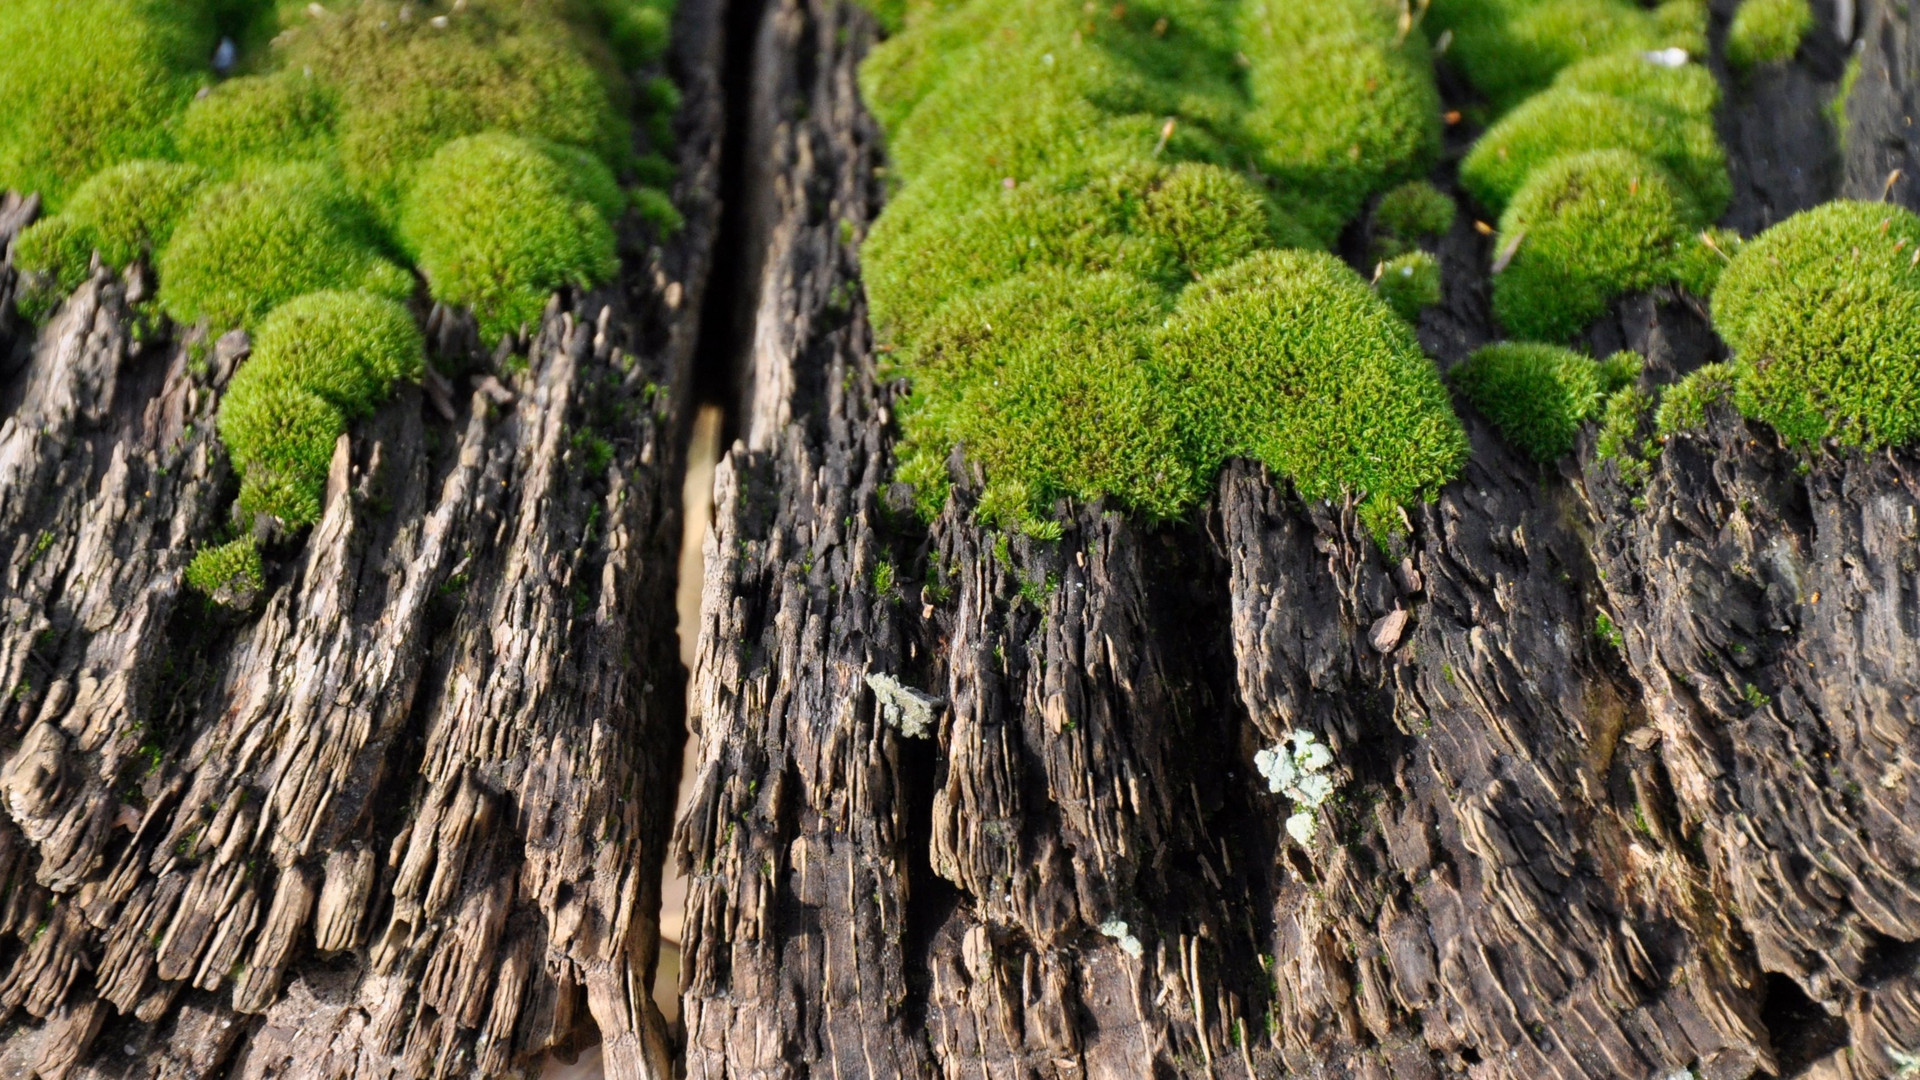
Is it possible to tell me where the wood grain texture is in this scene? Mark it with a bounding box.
[676,1,1920,1077]
[0,0,726,1072]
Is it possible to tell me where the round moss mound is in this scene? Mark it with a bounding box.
[218,376,348,526]
[0,0,214,209]
[1376,250,1442,322]
[1373,180,1456,258]
[13,160,209,299]
[1157,249,1467,535]
[277,1,632,222]
[1712,200,1920,447]
[399,133,619,343]
[1450,342,1612,462]
[175,69,339,176]
[185,535,264,606]
[1491,150,1712,343]
[893,269,1194,526]
[158,163,412,330]
[1726,0,1812,72]
[1461,85,1726,217]
[1428,0,1706,112]
[246,290,426,418]
[217,290,424,525]
[1242,27,1443,243]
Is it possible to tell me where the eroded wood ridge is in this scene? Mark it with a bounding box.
[676,0,1920,1077]
[0,15,724,1064]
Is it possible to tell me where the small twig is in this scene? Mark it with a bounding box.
[1491,227,1526,273]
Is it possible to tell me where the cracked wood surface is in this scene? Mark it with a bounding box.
[0,0,725,1073]
[676,0,1920,1077]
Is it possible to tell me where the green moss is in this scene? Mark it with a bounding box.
[1726,0,1812,73]
[278,1,633,222]
[0,0,215,209]
[1492,150,1713,343]
[583,0,679,67]
[246,291,425,418]
[13,161,210,298]
[1831,53,1862,149]
[1597,384,1655,485]
[1429,0,1706,113]
[1376,250,1442,321]
[186,536,264,605]
[894,269,1194,525]
[158,163,411,330]
[1241,16,1443,242]
[865,161,1283,342]
[11,219,90,319]
[1158,249,1467,533]
[218,375,346,526]
[1373,180,1456,257]
[175,69,338,176]
[861,0,1458,529]
[632,186,684,235]
[1451,342,1609,462]
[217,289,424,524]
[399,133,619,343]
[1461,82,1725,217]
[1711,201,1920,447]
[1597,350,1644,395]
[1654,361,1738,437]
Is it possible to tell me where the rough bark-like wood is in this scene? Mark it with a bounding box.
[0,1,725,1073]
[678,1,1920,1077]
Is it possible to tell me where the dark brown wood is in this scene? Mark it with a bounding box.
[674,1,1920,1078]
[0,0,726,1073]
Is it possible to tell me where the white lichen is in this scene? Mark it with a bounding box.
[865,672,942,738]
[1890,1045,1920,1078]
[1099,919,1144,959]
[1255,729,1338,845]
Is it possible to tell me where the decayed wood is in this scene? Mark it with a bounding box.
[678,0,1920,1077]
[0,0,726,1073]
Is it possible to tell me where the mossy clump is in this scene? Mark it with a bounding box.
[1726,0,1812,73]
[1157,249,1467,536]
[1654,360,1738,437]
[1461,56,1726,216]
[174,69,339,176]
[1451,342,1618,462]
[219,291,425,524]
[1240,1,1445,242]
[1453,31,1730,344]
[1428,0,1707,113]
[1597,383,1656,485]
[1492,150,1719,343]
[865,161,1286,344]
[13,160,209,300]
[863,0,1460,530]
[0,0,215,209]
[159,164,412,330]
[1711,201,1920,447]
[246,290,426,416]
[399,133,620,343]
[277,0,633,222]
[893,269,1192,525]
[1376,250,1442,321]
[186,535,265,607]
[1831,53,1863,149]
[1373,180,1456,258]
